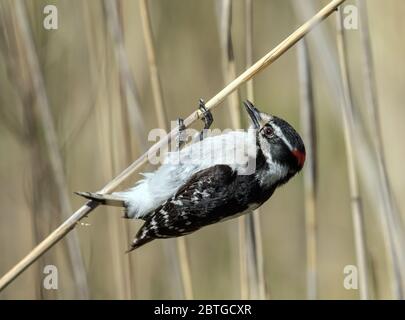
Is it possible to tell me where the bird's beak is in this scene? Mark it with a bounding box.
[244,100,264,129]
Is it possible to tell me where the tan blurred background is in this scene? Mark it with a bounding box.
[0,0,404,299]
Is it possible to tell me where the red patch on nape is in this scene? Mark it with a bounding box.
[292,149,306,168]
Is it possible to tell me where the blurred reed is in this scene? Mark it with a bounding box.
[103,0,147,148]
[0,2,52,299]
[115,0,138,299]
[0,1,49,299]
[297,39,318,300]
[139,0,193,299]
[357,0,405,297]
[12,0,89,299]
[216,0,248,299]
[103,0,138,299]
[216,0,242,128]
[243,0,267,300]
[335,9,369,299]
[292,0,402,299]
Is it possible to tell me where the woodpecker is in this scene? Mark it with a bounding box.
[76,100,305,252]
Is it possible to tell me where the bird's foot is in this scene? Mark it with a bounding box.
[176,117,187,150]
[198,98,213,141]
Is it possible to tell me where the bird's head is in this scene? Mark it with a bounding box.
[244,100,306,173]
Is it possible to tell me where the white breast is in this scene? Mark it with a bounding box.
[256,161,289,188]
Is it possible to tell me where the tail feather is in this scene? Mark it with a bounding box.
[75,191,126,208]
[125,225,155,253]
[125,236,154,253]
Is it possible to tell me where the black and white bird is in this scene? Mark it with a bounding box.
[76,101,305,252]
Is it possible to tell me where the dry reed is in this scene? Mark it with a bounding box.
[103,0,147,149]
[297,39,318,300]
[243,0,267,300]
[357,0,405,297]
[0,1,46,299]
[13,0,89,299]
[215,0,248,299]
[115,0,137,299]
[103,0,140,299]
[292,0,403,299]
[336,9,370,299]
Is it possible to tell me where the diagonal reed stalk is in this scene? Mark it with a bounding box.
[357,0,405,297]
[297,39,318,300]
[0,0,346,292]
[12,0,89,299]
[243,0,267,300]
[138,0,193,299]
[335,10,369,300]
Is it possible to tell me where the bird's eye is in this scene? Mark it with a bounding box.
[263,126,274,137]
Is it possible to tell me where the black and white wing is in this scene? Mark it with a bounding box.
[129,164,258,251]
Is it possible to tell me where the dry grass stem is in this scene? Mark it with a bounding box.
[216,0,248,299]
[103,0,140,299]
[243,0,267,300]
[0,2,47,299]
[357,0,405,296]
[103,0,147,150]
[115,0,138,299]
[292,0,403,300]
[297,39,318,300]
[216,0,242,127]
[336,10,370,300]
[139,0,168,131]
[0,0,346,292]
[13,0,89,299]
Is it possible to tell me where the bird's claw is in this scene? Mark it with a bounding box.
[176,118,187,150]
[198,98,213,140]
